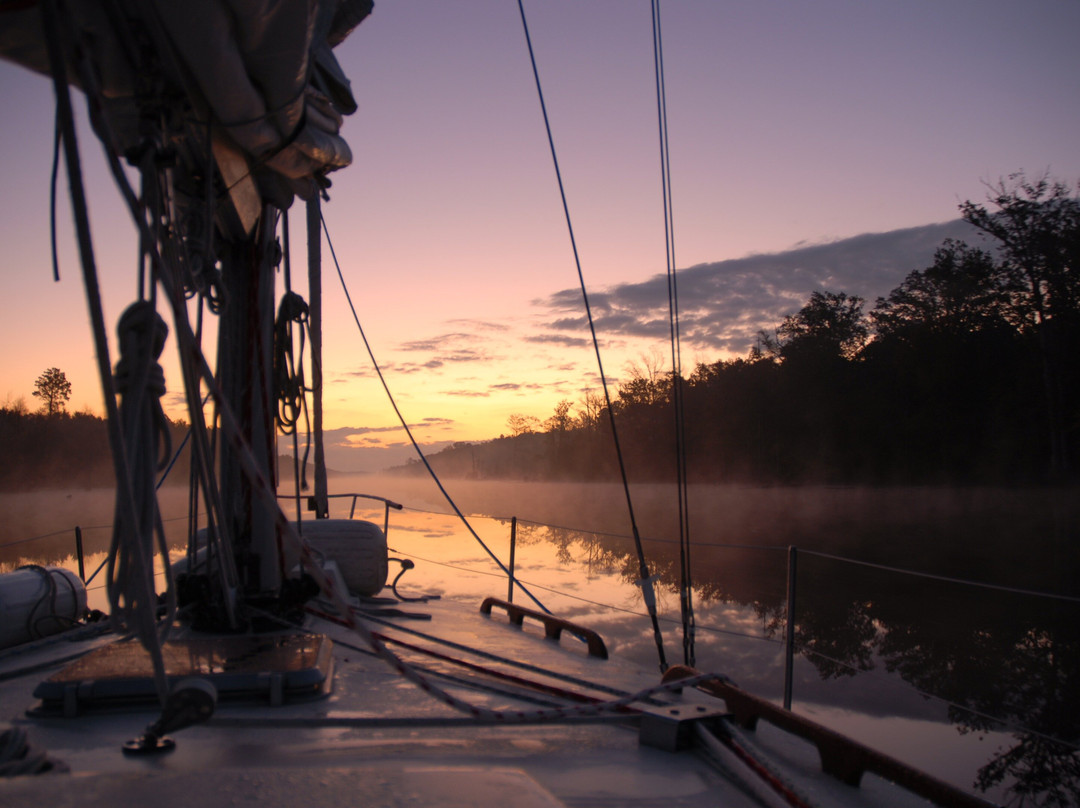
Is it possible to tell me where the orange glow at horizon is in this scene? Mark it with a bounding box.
[3,2,1079,472]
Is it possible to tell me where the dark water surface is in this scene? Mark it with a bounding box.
[4,479,1077,806]
[358,477,1080,808]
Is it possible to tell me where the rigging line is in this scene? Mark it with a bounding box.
[516,0,667,672]
[799,549,1080,603]
[49,117,61,282]
[318,213,552,617]
[63,16,240,613]
[651,0,694,668]
[41,0,169,705]
[797,644,1080,752]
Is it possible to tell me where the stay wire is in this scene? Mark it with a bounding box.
[319,214,552,617]
[516,0,667,672]
[41,0,169,704]
[651,0,694,668]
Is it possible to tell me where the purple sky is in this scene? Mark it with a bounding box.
[1,1,1078,470]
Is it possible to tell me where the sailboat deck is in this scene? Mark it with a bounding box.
[0,594,948,808]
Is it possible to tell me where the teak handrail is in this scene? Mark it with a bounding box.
[663,665,998,808]
[480,597,608,659]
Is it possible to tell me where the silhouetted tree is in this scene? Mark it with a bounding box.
[871,240,1012,340]
[32,367,71,415]
[576,390,604,431]
[961,173,1080,328]
[776,291,869,363]
[506,413,540,436]
[961,173,1080,475]
[544,400,574,434]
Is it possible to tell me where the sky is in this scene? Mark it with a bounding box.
[1,1,1078,472]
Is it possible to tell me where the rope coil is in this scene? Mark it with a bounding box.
[0,726,62,778]
[274,289,311,434]
[108,301,177,662]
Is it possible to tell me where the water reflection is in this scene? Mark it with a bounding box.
[357,483,1078,808]
[4,480,1077,806]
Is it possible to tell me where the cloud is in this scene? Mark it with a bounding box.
[442,319,511,333]
[320,420,454,447]
[442,389,491,398]
[387,331,500,372]
[522,333,591,348]
[534,220,981,356]
[398,334,465,352]
[488,382,544,393]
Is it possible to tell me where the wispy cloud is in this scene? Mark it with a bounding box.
[442,389,491,398]
[534,220,979,356]
[522,333,591,348]
[442,319,511,333]
[321,420,453,447]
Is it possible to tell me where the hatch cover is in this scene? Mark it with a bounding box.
[31,633,333,716]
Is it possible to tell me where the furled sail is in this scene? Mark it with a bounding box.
[0,0,371,232]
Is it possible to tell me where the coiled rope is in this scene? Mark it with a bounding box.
[274,291,313,468]
[0,726,60,778]
[107,301,177,656]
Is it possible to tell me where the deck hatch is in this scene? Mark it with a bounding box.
[31,633,334,715]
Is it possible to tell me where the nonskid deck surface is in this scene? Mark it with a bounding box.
[0,595,950,808]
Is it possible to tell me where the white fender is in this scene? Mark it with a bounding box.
[301,519,388,597]
[0,566,87,650]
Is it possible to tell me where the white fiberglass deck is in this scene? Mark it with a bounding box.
[0,591,961,808]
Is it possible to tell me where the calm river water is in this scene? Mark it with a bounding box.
[3,478,1077,806]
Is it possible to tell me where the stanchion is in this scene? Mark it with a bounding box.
[784,545,797,710]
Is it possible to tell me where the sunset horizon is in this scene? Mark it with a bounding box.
[2,1,1078,472]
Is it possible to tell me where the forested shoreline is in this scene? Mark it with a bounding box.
[398,176,1080,486]
[4,175,1078,489]
[0,407,192,491]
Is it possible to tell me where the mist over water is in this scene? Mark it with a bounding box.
[350,474,1077,592]
[0,486,195,568]
[3,476,1077,806]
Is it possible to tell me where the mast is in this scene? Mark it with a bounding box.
[217,208,282,595]
[308,196,330,520]
[2,0,369,618]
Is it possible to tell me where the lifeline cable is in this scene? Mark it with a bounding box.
[320,214,553,617]
[516,0,668,673]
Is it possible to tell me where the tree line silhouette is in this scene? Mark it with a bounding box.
[0,400,191,490]
[408,174,1080,485]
